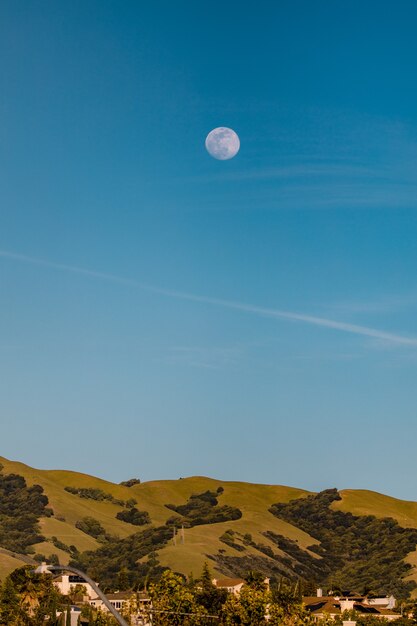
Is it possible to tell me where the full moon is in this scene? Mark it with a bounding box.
[205,127,240,160]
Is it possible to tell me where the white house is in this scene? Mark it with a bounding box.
[212,577,246,594]
[212,577,270,595]
[89,591,151,625]
[303,593,399,621]
[53,574,97,601]
[56,606,82,626]
[364,596,397,610]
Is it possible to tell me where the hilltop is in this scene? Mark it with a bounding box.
[1,456,417,598]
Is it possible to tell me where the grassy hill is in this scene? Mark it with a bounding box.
[0,457,313,575]
[1,456,417,597]
[335,489,417,529]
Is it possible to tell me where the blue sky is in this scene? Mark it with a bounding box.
[1,1,417,498]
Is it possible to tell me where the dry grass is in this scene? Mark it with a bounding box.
[0,553,27,581]
[2,456,417,584]
[334,489,417,529]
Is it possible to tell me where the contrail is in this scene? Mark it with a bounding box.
[1,249,416,347]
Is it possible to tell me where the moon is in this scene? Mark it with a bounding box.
[205,127,240,160]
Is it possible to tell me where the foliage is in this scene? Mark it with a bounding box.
[400,600,417,622]
[386,619,415,626]
[222,585,270,626]
[80,604,118,625]
[246,570,268,591]
[0,566,64,626]
[220,530,246,552]
[116,507,151,526]
[50,536,79,557]
[67,583,88,603]
[148,570,209,626]
[71,525,173,589]
[219,575,307,626]
[270,577,305,612]
[195,563,228,613]
[212,552,290,580]
[268,598,312,626]
[0,564,121,626]
[64,486,125,507]
[75,517,111,542]
[0,468,51,553]
[71,487,415,599]
[269,488,417,598]
[49,553,60,565]
[144,568,308,626]
[3,461,417,601]
[0,576,20,625]
[120,478,141,487]
[165,490,242,528]
[264,532,324,580]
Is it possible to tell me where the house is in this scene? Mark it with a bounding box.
[53,574,97,601]
[89,590,151,625]
[56,606,82,626]
[212,577,270,595]
[90,590,133,612]
[212,577,246,594]
[302,593,399,621]
[365,596,397,610]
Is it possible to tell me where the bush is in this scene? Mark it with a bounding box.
[116,508,151,526]
[75,517,110,542]
[64,486,125,506]
[164,490,242,527]
[120,478,141,487]
[0,469,50,553]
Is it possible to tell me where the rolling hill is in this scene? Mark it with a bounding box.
[1,456,417,598]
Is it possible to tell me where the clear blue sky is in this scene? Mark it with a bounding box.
[1,1,417,498]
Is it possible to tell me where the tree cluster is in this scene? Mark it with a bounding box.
[165,489,242,528]
[269,489,417,598]
[64,487,128,508]
[116,508,151,526]
[71,525,173,589]
[148,568,310,626]
[0,465,51,553]
[119,478,141,488]
[0,566,64,625]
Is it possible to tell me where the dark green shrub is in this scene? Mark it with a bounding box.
[116,507,150,526]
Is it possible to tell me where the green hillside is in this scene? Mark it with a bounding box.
[1,456,417,598]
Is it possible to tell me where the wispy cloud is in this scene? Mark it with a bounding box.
[178,112,417,211]
[176,168,417,212]
[182,162,382,184]
[330,292,417,315]
[1,249,417,348]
